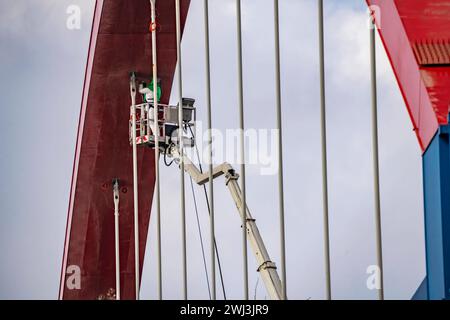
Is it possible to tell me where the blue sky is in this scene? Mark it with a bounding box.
[0,0,425,300]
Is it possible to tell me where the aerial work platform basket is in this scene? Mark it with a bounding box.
[129,98,196,150]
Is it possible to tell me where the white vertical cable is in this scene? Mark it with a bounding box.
[149,0,162,300]
[273,0,287,300]
[175,0,188,300]
[130,74,140,300]
[318,0,331,300]
[203,0,216,300]
[236,0,249,300]
[113,179,121,300]
[370,14,384,301]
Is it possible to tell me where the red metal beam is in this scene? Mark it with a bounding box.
[367,0,450,152]
[59,0,190,300]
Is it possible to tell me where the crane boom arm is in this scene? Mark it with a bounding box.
[171,147,284,300]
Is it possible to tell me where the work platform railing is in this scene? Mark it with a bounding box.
[128,101,196,148]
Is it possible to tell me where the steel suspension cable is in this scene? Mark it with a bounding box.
[318,0,332,300]
[189,175,212,299]
[236,0,249,300]
[273,0,287,300]
[203,0,217,301]
[370,13,384,301]
[175,0,188,300]
[130,74,140,300]
[113,179,121,300]
[188,125,227,300]
[149,0,163,300]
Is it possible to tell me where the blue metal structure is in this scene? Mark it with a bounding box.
[422,123,450,300]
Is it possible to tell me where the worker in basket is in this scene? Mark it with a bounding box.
[139,79,162,135]
[143,79,162,104]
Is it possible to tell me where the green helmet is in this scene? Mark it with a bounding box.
[145,79,162,102]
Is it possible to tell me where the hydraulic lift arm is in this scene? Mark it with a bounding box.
[170,146,284,300]
[128,74,283,299]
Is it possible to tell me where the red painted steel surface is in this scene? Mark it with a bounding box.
[367,0,450,151]
[59,0,190,300]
